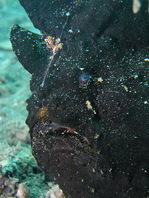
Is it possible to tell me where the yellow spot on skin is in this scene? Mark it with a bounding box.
[97,77,103,83]
[86,100,96,114]
[91,188,95,193]
[123,85,129,92]
[37,106,49,120]
[86,100,92,110]
[88,146,97,154]
[94,134,100,140]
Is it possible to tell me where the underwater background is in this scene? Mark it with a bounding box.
[0,0,63,197]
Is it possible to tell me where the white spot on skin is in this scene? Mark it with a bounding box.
[79,67,85,71]
[133,0,141,13]
[66,12,70,16]
[144,58,149,62]
[134,74,138,79]
[68,29,73,33]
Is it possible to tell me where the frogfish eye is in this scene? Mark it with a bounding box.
[79,72,90,87]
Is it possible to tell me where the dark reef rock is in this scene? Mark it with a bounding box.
[10,0,149,197]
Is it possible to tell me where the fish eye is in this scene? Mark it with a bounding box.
[79,72,90,86]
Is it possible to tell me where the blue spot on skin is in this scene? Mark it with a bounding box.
[79,72,90,86]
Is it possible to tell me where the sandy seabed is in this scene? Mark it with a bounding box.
[0,1,64,197]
